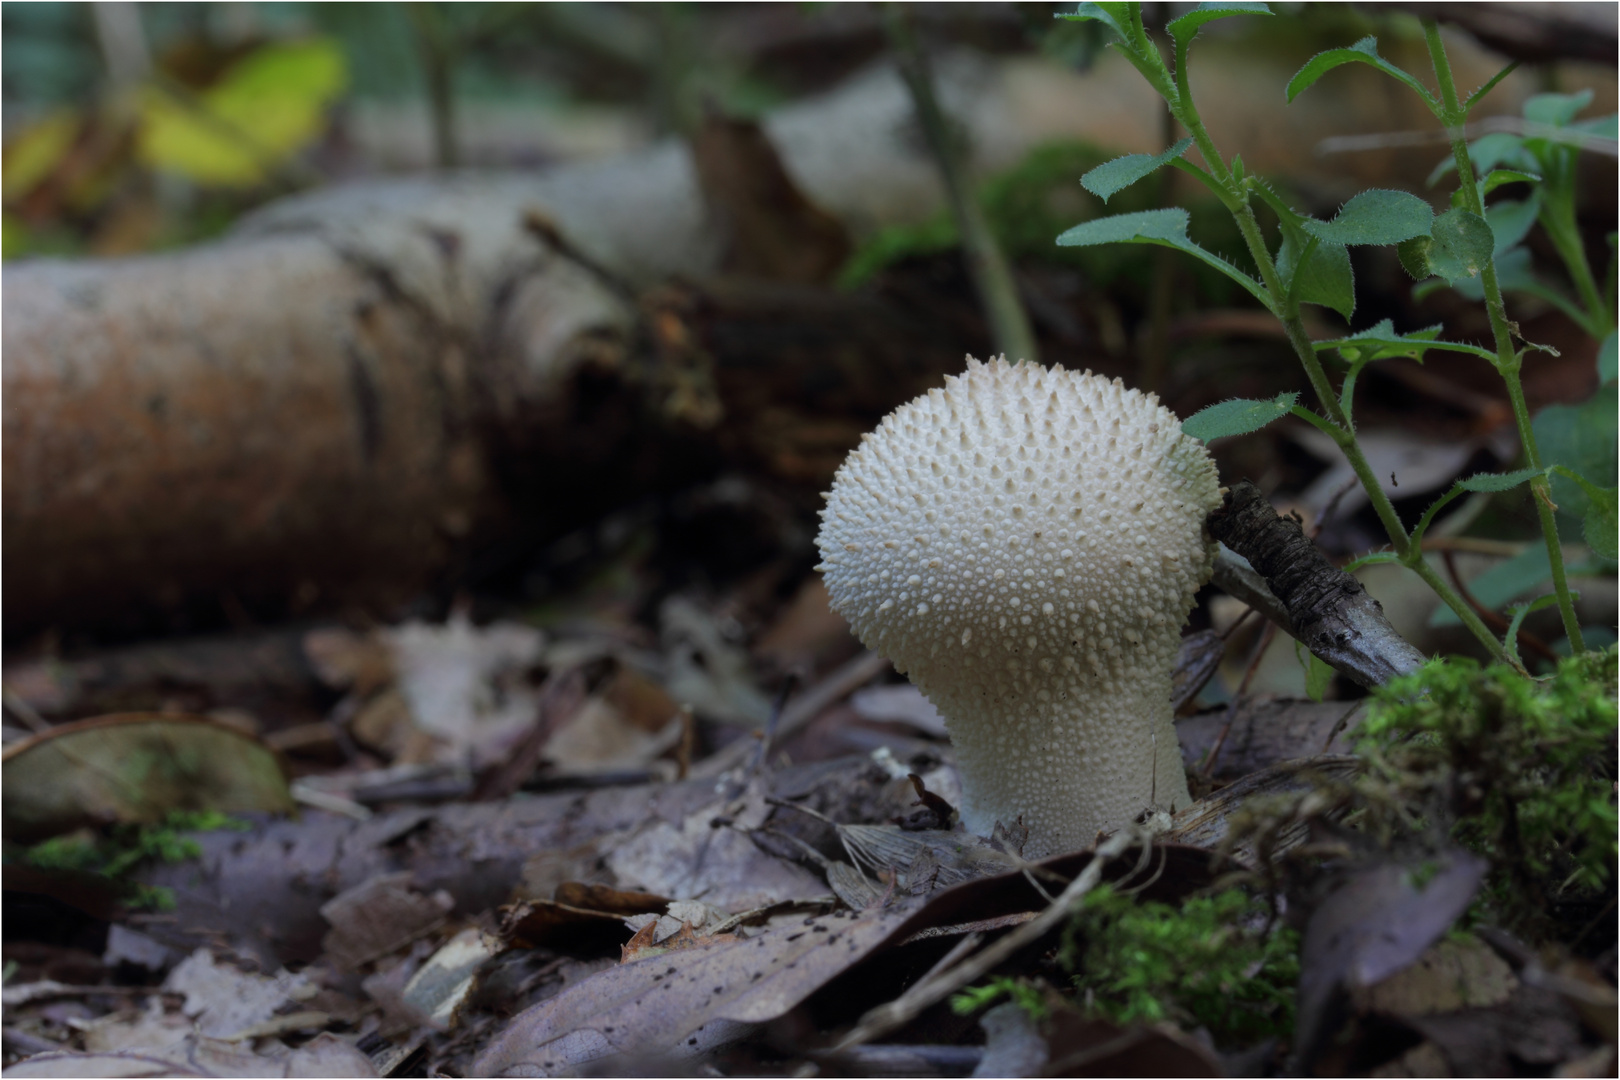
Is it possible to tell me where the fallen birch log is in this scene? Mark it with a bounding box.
[3,41,1560,637]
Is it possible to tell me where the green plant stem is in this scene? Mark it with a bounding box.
[407,2,460,169]
[1151,7,1514,665]
[884,6,1039,364]
[1424,20,1585,654]
[1543,202,1612,335]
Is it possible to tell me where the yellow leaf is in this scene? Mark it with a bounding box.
[3,109,81,202]
[137,38,346,187]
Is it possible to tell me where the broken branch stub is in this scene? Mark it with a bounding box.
[1208,482,1427,688]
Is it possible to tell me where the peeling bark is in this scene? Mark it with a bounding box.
[1208,482,1428,688]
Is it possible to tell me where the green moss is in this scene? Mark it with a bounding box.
[950,976,1050,1022]
[1358,648,1618,928]
[22,809,250,910]
[1055,884,1299,1046]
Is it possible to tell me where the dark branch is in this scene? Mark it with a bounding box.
[1208,482,1428,689]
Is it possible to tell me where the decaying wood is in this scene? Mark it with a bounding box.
[1209,482,1428,688]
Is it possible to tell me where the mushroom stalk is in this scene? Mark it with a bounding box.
[815,357,1221,857]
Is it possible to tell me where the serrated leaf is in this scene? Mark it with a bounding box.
[1081,138,1194,202]
[1057,1,1132,39]
[1598,331,1616,384]
[1484,194,1540,255]
[1181,392,1299,442]
[1277,230,1353,320]
[1166,1,1272,47]
[1286,36,1434,106]
[1056,208,1270,306]
[1427,208,1495,282]
[1302,189,1433,247]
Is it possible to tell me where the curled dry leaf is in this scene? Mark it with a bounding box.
[501,884,671,951]
[401,928,501,1029]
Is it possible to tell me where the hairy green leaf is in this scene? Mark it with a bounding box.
[1057,2,1133,40]
[1302,189,1433,247]
[1480,169,1540,197]
[1249,177,1307,228]
[1464,61,1521,111]
[1277,230,1353,319]
[1427,208,1496,282]
[1181,392,1298,442]
[1460,468,1544,493]
[1316,319,1498,365]
[1166,1,1272,48]
[1397,235,1433,280]
[1081,138,1193,202]
[1502,595,1560,668]
[1286,36,1435,107]
[1056,208,1270,305]
[1411,468,1543,546]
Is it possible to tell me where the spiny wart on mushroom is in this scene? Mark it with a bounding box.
[815,356,1222,857]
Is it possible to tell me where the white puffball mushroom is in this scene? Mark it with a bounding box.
[815,356,1221,857]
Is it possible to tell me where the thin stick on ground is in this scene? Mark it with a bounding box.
[833,820,1164,1051]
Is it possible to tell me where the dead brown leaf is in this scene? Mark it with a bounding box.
[3,1032,377,1077]
[320,872,455,971]
[470,905,912,1077]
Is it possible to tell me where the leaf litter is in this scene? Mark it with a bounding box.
[4,524,1612,1076]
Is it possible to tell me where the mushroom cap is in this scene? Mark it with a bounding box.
[816,357,1221,853]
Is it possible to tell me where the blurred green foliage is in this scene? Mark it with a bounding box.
[21,809,251,912]
[838,138,1246,305]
